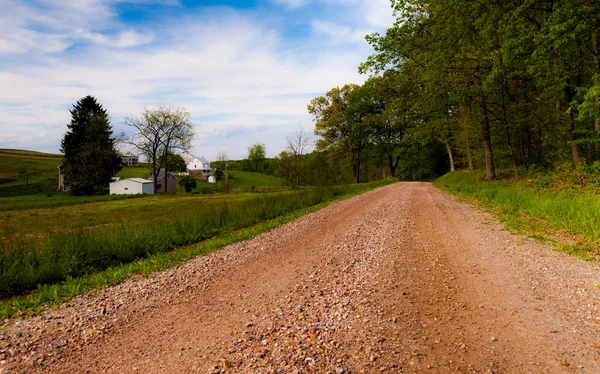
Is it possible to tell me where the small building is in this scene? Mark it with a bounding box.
[208,175,216,183]
[110,178,154,195]
[121,155,139,167]
[57,164,70,192]
[183,154,213,181]
[149,171,177,193]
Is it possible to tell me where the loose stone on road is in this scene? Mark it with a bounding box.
[1,182,599,373]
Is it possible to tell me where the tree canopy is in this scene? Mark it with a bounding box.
[307,0,600,181]
[60,96,122,195]
[248,143,266,172]
[126,106,194,193]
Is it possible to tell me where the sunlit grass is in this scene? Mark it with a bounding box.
[435,171,600,261]
[0,180,394,315]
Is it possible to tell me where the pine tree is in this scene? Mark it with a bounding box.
[60,96,122,195]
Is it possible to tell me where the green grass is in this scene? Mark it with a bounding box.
[0,154,61,195]
[0,180,394,304]
[227,170,287,189]
[0,193,280,237]
[115,165,150,179]
[0,192,150,213]
[434,171,600,261]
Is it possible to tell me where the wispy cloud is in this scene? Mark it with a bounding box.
[0,0,396,159]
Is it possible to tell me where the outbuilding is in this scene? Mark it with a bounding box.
[110,178,154,195]
[208,175,216,183]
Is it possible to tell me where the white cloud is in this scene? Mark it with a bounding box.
[0,1,387,158]
[77,29,154,48]
[270,0,312,9]
[310,20,370,44]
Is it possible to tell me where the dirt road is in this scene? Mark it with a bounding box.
[2,182,600,373]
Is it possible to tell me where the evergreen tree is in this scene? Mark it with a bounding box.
[60,96,122,195]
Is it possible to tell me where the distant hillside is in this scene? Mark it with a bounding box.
[0,149,62,159]
[0,149,62,196]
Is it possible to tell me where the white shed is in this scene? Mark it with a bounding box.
[110,178,154,195]
[208,175,216,183]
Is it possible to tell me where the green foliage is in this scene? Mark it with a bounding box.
[247,143,266,172]
[353,0,600,179]
[161,151,187,172]
[178,176,197,193]
[60,96,122,195]
[126,106,194,193]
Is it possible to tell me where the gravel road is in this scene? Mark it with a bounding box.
[1,182,600,373]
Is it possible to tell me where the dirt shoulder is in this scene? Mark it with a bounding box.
[1,182,599,373]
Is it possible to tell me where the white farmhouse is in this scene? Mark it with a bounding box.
[183,154,213,180]
[110,178,154,195]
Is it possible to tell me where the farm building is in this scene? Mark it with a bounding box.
[149,171,177,193]
[110,178,153,195]
[208,175,216,183]
[183,154,213,180]
[57,164,70,192]
[121,154,139,166]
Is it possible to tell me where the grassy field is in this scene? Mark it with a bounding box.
[0,149,62,196]
[0,180,393,300]
[1,193,271,237]
[115,165,150,179]
[434,171,600,261]
[227,170,287,189]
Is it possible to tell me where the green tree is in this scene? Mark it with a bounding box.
[178,176,197,193]
[248,143,266,172]
[160,152,186,173]
[60,96,122,195]
[126,106,194,193]
[309,84,371,183]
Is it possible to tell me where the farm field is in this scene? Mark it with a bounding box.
[0,149,62,196]
[0,181,391,298]
[0,192,286,237]
[227,170,287,189]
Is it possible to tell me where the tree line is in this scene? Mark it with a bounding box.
[308,0,600,181]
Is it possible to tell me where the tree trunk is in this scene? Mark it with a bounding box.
[593,30,600,154]
[152,157,159,194]
[444,141,455,172]
[567,108,581,167]
[388,154,400,177]
[466,143,474,171]
[563,84,581,168]
[474,79,495,180]
[519,134,528,170]
[503,123,519,178]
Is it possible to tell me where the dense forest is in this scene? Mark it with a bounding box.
[301,0,600,183]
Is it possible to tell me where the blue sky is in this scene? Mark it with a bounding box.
[0,0,396,160]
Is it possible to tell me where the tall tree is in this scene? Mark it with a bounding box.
[285,125,312,186]
[126,106,194,193]
[248,143,266,172]
[309,84,371,183]
[60,96,122,195]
